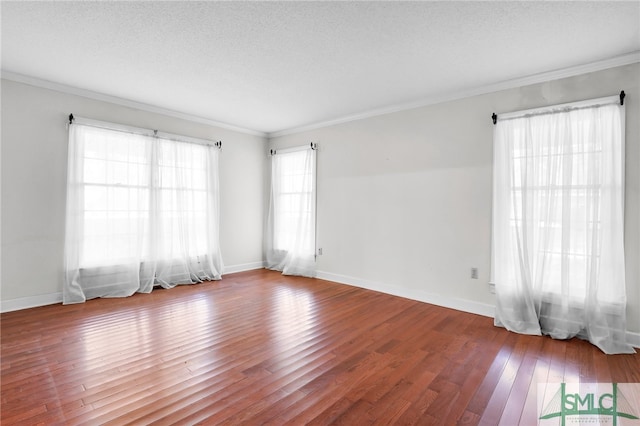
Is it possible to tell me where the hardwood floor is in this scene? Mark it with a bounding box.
[2,269,639,425]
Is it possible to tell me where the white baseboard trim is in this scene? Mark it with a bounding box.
[3,267,639,349]
[223,261,266,274]
[1,292,63,313]
[316,270,495,318]
[626,331,640,349]
[316,270,640,349]
[0,261,266,313]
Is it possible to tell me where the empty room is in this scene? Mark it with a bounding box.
[2,1,640,425]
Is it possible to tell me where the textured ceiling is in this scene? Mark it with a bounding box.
[2,1,639,135]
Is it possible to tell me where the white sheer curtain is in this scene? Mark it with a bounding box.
[491,97,633,354]
[64,120,223,303]
[266,146,317,277]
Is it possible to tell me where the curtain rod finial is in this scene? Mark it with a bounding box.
[69,113,74,125]
[620,90,625,106]
[492,113,497,125]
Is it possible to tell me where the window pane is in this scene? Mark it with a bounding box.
[75,125,213,268]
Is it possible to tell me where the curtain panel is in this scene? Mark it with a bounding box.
[64,121,223,303]
[491,98,633,354]
[266,147,317,277]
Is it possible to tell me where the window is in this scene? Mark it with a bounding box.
[491,96,633,354]
[64,118,223,303]
[266,146,317,277]
[80,126,151,267]
[507,112,607,300]
[272,149,315,251]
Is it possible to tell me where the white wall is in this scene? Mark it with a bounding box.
[269,63,640,336]
[2,64,639,340]
[1,79,267,308]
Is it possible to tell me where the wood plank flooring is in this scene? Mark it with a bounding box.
[2,269,639,425]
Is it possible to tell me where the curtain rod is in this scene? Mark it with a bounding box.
[491,90,626,125]
[68,113,222,149]
[270,142,317,156]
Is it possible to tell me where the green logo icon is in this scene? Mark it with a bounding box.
[539,383,639,426]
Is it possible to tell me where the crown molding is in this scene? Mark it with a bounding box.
[4,51,638,140]
[0,70,267,138]
[268,51,640,138]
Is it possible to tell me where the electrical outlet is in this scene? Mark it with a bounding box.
[317,248,323,255]
[471,267,478,279]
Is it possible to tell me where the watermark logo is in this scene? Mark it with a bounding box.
[538,383,640,425]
